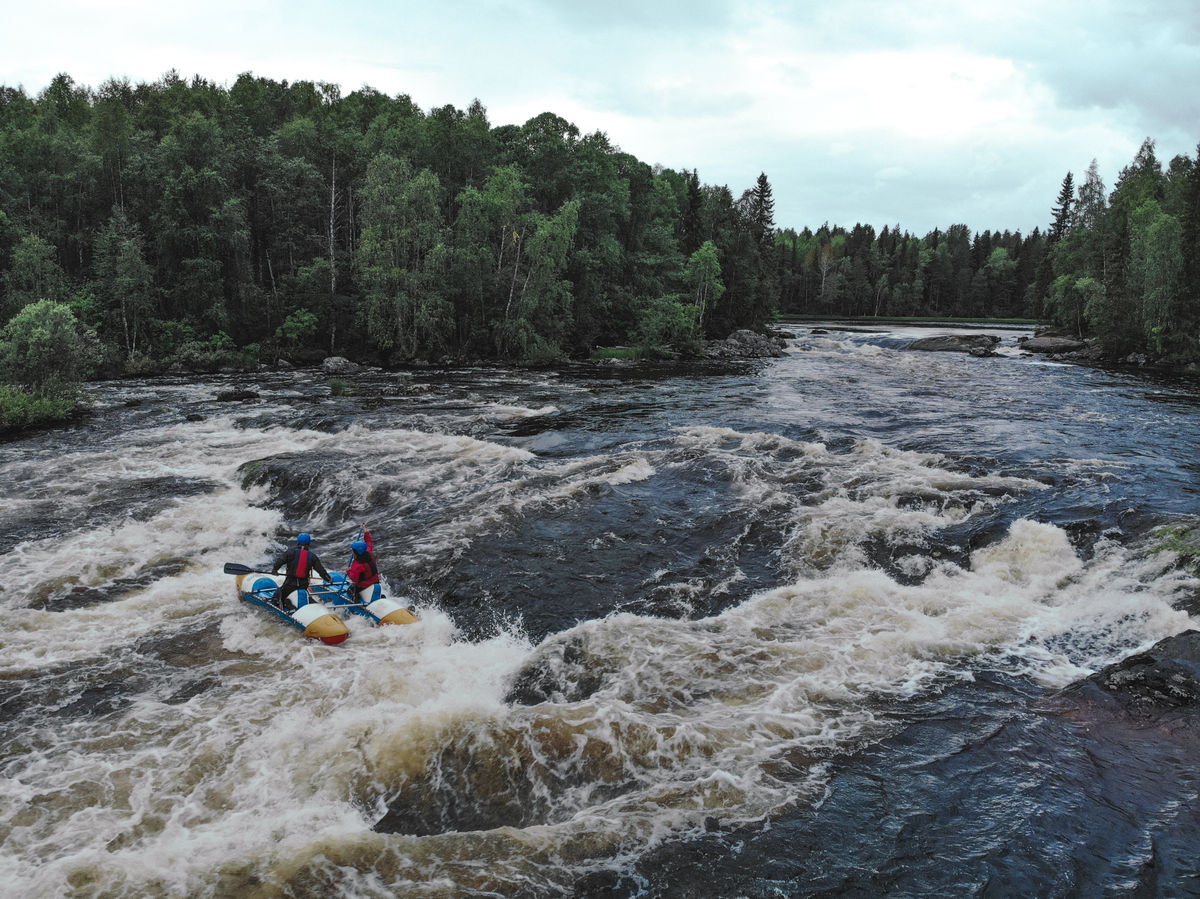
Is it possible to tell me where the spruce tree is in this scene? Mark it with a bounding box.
[683,169,703,255]
[1048,171,1074,243]
[748,172,776,245]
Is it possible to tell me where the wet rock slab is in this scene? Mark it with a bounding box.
[1064,629,1200,721]
[905,334,1001,355]
[1018,336,1089,354]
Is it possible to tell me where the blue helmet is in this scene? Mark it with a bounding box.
[351,540,368,554]
[296,532,312,545]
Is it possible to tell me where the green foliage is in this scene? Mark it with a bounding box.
[328,378,352,396]
[590,346,640,361]
[495,198,580,362]
[171,330,255,371]
[683,240,726,336]
[1038,139,1200,362]
[275,308,318,348]
[0,71,790,365]
[1150,524,1200,570]
[1046,274,1103,338]
[0,299,101,391]
[93,207,154,358]
[4,70,1194,366]
[357,154,452,358]
[2,234,69,319]
[0,383,75,429]
[149,319,197,357]
[633,294,703,355]
[1130,199,1185,355]
[1048,172,1074,243]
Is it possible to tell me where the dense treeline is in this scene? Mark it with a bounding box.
[0,70,781,378]
[1,72,1198,433]
[1039,139,1200,363]
[768,137,1200,364]
[773,221,1044,322]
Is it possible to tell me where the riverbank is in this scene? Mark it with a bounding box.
[788,317,1200,374]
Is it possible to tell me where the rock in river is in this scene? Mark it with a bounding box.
[1073,630,1200,716]
[1019,336,1089,354]
[705,329,786,359]
[906,334,1001,355]
[322,356,362,374]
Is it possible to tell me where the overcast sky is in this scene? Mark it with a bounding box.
[4,0,1198,235]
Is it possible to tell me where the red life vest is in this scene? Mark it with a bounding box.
[348,551,379,588]
[294,547,310,579]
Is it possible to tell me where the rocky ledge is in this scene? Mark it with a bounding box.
[1069,630,1200,716]
[905,334,1001,356]
[1017,336,1088,354]
[704,329,788,359]
[1053,626,1200,762]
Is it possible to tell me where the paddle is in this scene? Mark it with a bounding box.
[223,561,334,586]
[345,525,365,567]
[223,562,274,576]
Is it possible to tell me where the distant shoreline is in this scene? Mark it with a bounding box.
[780,315,1038,330]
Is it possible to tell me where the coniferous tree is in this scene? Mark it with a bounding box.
[747,172,776,245]
[1048,172,1074,244]
[4,68,1198,377]
[682,169,703,255]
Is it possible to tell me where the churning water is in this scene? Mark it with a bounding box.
[2,324,1198,897]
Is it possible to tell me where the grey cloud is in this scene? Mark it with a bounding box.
[728,135,1075,235]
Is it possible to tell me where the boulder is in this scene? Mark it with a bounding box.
[1075,630,1200,716]
[215,388,259,402]
[1019,336,1088,354]
[704,329,786,359]
[906,334,1001,354]
[322,356,362,374]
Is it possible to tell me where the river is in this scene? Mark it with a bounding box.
[1,323,1198,897]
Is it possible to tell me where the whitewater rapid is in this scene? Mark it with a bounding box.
[1,332,1197,897]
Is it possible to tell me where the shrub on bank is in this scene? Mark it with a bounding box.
[170,333,261,372]
[0,300,102,389]
[0,300,100,432]
[591,347,641,362]
[0,384,75,430]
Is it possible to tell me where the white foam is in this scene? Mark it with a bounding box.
[3,368,1194,895]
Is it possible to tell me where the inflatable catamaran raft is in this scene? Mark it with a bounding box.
[225,564,418,645]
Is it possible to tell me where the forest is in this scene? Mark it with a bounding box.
[1,71,1198,428]
[0,71,779,376]
[784,137,1200,367]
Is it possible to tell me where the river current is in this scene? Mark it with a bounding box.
[1,324,1198,897]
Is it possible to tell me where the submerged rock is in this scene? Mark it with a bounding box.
[215,388,259,402]
[906,334,1001,355]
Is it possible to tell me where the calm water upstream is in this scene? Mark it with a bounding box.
[1,323,1198,897]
